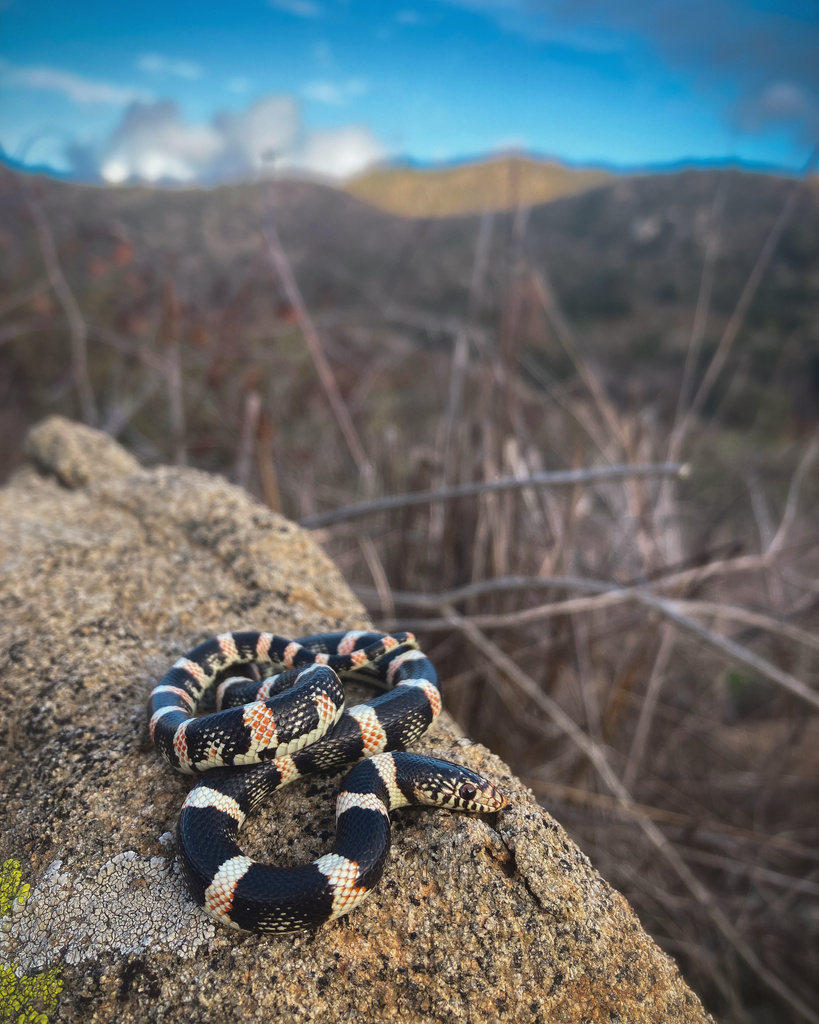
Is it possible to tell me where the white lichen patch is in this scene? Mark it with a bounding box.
[0,850,215,971]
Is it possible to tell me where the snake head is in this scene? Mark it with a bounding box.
[408,756,508,813]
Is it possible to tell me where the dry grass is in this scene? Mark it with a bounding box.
[345,155,613,217]
[2,164,819,1023]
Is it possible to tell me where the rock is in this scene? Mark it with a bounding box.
[0,418,714,1024]
[24,415,141,488]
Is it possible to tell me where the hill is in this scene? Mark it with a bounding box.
[1,163,818,480]
[345,155,613,216]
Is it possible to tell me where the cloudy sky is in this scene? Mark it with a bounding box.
[1,0,817,185]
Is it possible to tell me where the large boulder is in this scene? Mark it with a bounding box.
[0,417,714,1024]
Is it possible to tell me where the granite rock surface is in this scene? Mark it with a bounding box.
[0,417,715,1024]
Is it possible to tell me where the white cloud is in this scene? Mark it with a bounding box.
[100,101,222,183]
[269,0,322,16]
[213,96,300,174]
[84,95,384,185]
[136,54,202,81]
[3,62,147,105]
[281,125,386,180]
[396,9,423,24]
[303,79,367,105]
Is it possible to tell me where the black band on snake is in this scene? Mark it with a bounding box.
[148,630,507,933]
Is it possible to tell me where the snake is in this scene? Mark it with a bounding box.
[148,629,507,933]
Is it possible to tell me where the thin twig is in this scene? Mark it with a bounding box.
[159,280,186,466]
[358,573,819,709]
[633,592,819,712]
[263,220,374,489]
[623,623,676,790]
[673,173,727,437]
[675,846,819,898]
[102,375,162,438]
[22,184,97,424]
[86,323,167,373]
[440,211,493,485]
[300,462,687,528]
[658,168,726,560]
[522,779,819,860]
[358,535,394,622]
[235,389,262,491]
[358,559,819,621]
[676,600,819,654]
[374,590,634,631]
[256,410,282,513]
[766,429,819,558]
[355,574,628,609]
[685,147,818,432]
[530,269,628,451]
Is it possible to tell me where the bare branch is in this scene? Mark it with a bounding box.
[633,592,819,712]
[766,429,819,558]
[676,599,819,654]
[22,185,97,424]
[300,462,687,528]
[623,623,676,790]
[371,590,634,631]
[673,173,727,438]
[102,374,162,438]
[440,211,494,485]
[685,149,817,430]
[358,553,817,611]
[158,280,186,466]
[530,269,628,451]
[235,389,261,491]
[523,779,819,860]
[358,535,394,622]
[256,411,282,513]
[358,571,819,709]
[263,220,374,488]
[86,323,167,373]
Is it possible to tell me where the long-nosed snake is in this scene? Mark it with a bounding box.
[148,629,507,933]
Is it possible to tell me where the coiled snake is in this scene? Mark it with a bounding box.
[148,629,506,932]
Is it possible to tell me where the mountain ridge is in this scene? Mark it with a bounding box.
[1,149,808,218]
[1,161,817,483]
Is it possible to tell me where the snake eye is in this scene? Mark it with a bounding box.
[459,782,477,801]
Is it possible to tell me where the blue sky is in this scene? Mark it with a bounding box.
[1,0,817,183]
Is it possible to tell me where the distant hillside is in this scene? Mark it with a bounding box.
[345,156,613,217]
[1,163,818,480]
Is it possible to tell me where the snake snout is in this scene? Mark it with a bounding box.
[410,757,507,814]
[460,774,505,815]
[486,781,508,812]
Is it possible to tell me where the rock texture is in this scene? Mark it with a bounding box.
[0,417,715,1024]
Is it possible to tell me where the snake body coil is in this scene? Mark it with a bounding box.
[149,630,506,933]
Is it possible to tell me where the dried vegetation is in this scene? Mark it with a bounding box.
[1,161,818,1024]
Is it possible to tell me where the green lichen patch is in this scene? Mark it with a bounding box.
[0,860,63,1024]
[0,965,63,1024]
[0,860,30,919]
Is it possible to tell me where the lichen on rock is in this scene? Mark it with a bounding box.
[0,859,63,1024]
[2,852,215,973]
